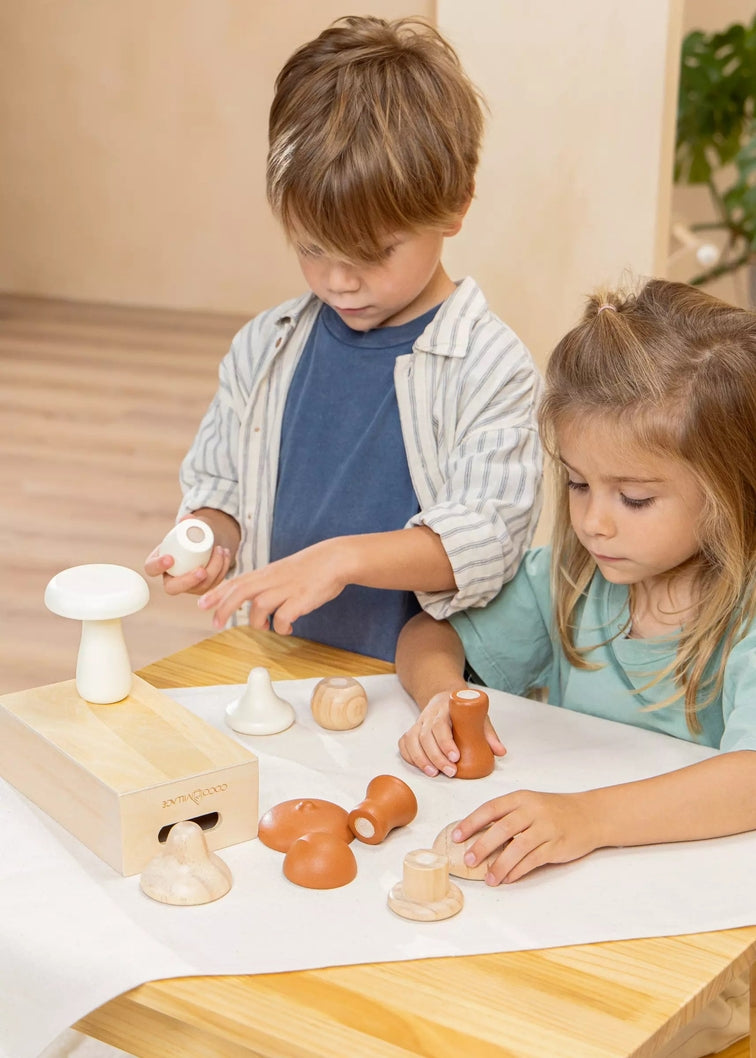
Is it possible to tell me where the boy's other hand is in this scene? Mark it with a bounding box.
[197,538,347,632]
[398,690,506,778]
[144,544,232,596]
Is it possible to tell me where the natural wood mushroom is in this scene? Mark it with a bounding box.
[310,676,368,730]
[140,821,232,905]
[388,849,463,921]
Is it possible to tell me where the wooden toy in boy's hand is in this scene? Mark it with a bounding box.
[310,676,368,730]
[388,849,463,921]
[432,820,497,879]
[157,518,215,577]
[226,667,295,735]
[348,774,417,844]
[449,688,495,778]
[140,820,232,905]
[44,563,150,704]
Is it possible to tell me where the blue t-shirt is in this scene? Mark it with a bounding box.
[270,303,440,660]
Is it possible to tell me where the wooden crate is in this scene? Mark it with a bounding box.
[0,675,258,875]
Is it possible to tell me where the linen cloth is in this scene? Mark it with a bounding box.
[2,674,756,1058]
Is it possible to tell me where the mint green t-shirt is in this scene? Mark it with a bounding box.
[450,546,756,751]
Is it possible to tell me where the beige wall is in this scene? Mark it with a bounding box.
[0,1,431,316]
[439,0,683,370]
[1,0,683,350]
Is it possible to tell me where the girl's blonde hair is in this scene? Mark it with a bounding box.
[540,278,756,732]
[266,16,484,262]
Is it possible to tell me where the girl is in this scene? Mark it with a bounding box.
[396,279,756,1057]
[397,278,756,886]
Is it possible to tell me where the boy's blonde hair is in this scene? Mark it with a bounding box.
[266,16,484,262]
[539,278,756,732]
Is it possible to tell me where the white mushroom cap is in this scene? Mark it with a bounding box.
[44,564,150,621]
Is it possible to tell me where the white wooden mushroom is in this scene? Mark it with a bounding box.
[226,667,296,735]
[44,564,150,704]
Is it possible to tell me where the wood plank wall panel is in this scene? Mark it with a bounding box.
[1,295,249,693]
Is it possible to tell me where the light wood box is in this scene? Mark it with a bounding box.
[0,675,258,875]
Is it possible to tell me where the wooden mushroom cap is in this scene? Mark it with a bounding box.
[283,832,357,889]
[258,798,353,852]
[310,676,368,731]
[44,564,149,620]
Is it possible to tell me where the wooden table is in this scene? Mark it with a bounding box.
[75,627,756,1058]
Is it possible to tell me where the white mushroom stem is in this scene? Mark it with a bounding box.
[76,618,132,704]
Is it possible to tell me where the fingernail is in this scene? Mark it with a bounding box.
[442,765,456,777]
[485,872,497,886]
[424,765,439,777]
[451,828,463,842]
[464,851,476,865]
[448,750,460,762]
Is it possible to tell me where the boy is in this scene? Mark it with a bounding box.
[146,16,542,661]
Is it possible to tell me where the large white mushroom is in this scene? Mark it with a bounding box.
[44,564,150,704]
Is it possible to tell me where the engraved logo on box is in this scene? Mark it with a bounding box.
[162,783,228,810]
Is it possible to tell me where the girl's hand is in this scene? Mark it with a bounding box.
[198,539,347,633]
[454,790,600,884]
[398,690,506,778]
[144,544,233,596]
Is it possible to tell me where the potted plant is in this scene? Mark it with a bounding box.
[674,14,756,295]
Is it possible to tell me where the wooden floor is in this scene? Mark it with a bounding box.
[1,294,249,694]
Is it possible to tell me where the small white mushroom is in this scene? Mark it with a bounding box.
[225,667,295,735]
[44,564,150,704]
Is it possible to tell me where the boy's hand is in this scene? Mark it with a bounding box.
[398,690,506,778]
[144,544,233,596]
[198,538,347,633]
[453,790,599,884]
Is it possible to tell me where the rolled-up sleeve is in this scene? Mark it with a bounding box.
[400,286,543,618]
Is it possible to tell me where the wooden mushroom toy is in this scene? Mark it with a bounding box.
[283,832,357,889]
[310,676,368,730]
[432,820,498,880]
[140,821,232,905]
[44,563,150,704]
[226,667,295,735]
[258,798,353,852]
[348,774,417,845]
[388,849,463,921]
[449,688,495,778]
[157,518,215,577]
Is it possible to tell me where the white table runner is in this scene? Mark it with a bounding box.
[2,674,756,1058]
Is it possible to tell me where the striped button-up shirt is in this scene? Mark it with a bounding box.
[179,276,543,621]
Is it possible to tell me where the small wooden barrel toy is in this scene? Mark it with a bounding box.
[310,676,368,730]
[449,688,495,779]
[348,774,417,844]
[388,849,463,921]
